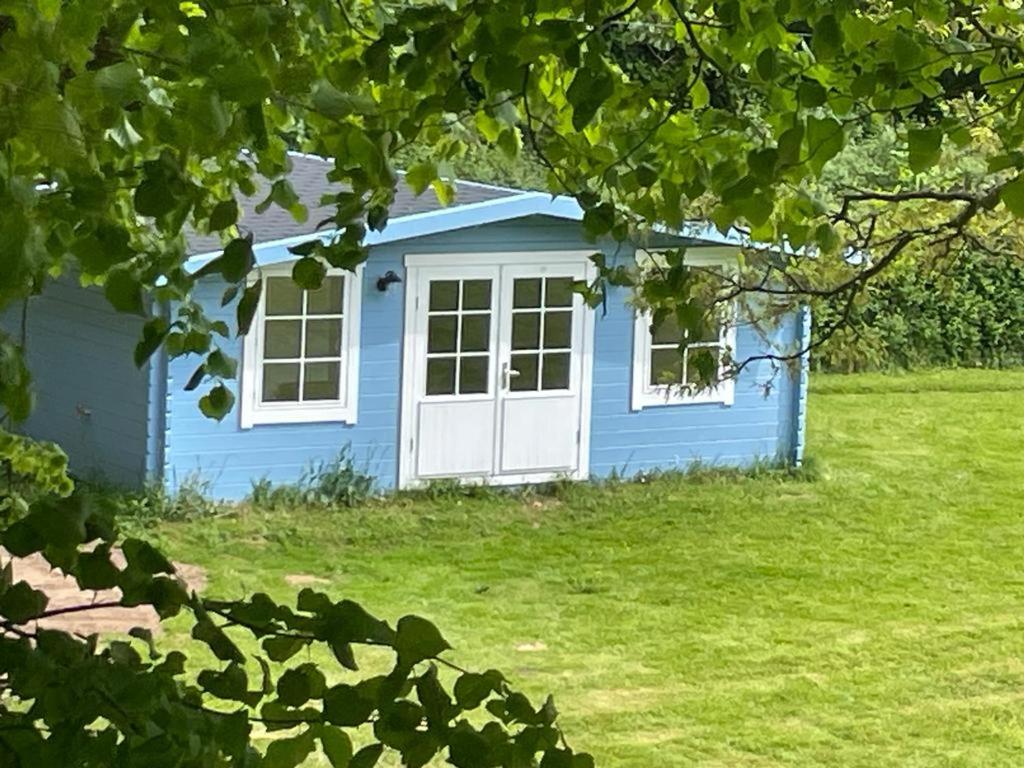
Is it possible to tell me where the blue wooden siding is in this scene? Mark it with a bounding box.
[163,266,403,499]
[589,292,800,477]
[164,215,805,499]
[3,278,154,488]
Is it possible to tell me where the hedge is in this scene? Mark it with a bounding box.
[813,252,1024,372]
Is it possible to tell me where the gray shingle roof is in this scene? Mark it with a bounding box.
[185,153,521,255]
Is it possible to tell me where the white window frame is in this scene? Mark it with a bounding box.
[630,248,739,411]
[239,263,362,428]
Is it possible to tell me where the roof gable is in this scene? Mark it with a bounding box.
[184,153,750,272]
[185,153,519,255]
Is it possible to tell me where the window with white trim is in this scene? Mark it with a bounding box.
[240,265,361,428]
[630,254,738,410]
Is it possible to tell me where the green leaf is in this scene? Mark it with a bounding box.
[474,111,502,142]
[258,179,307,222]
[145,576,190,619]
[908,127,944,173]
[406,162,437,196]
[104,270,144,315]
[277,664,326,707]
[184,364,206,392]
[205,349,237,378]
[93,61,142,102]
[331,640,359,671]
[540,747,576,768]
[812,15,843,60]
[237,280,263,336]
[73,224,133,274]
[0,581,48,623]
[690,77,709,110]
[192,612,245,663]
[264,729,316,768]
[323,684,375,727]
[193,90,231,139]
[1000,176,1024,217]
[209,199,239,231]
[320,727,354,768]
[454,670,503,710]
[798,81,827,108]
[135,317,169,367]
[264,635,310,662]
[292,257,327,290]
[394,615,450,668]
[77,546,121,590]
[122,538,175,575]
[312,79,376,119]
[1,518,46,557]
[755,49,777,81]
[199,383,235,421]
[805,117,844,174]
[349,743,384,768]
[198,663,250,703]
[134,177,177,218]
[447,724,492,768]
[777,121,805,167]
[581,203,616,238]
[431,179,455,206]
[128,627,160,659]
[566,64,615,131]
[195,237,255,283]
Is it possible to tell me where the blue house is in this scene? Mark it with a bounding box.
[12,154,809,500]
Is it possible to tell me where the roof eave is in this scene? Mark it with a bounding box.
[184,192,748,274]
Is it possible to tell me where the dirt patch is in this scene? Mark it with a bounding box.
[284,573,330,586]
[6,549,205,636]
[515,641,548,652]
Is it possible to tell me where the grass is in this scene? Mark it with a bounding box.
[149,369,1024,766]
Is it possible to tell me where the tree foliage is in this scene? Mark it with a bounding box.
[814,249,1024,371]
[2,0,1024,764]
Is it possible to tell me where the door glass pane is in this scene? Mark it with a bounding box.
[511,313,540,350]
[304,318,342,357]
[264,319,301,359]
[265,277,303,315]
[459,356,488,394]
[429,280,459,311]
[545,277,574,307]
[543,311,572,349]
[307,276,344,315]
[513,278,542,309]
[426,357,456,395]
[303,362,340,400]
[263,363,300,401]
[462,280,491,310]
[650,348,684,386]
[542,352,571,390]
[510,353,539,391]
[460,315,490,352]
[428,315,457,353]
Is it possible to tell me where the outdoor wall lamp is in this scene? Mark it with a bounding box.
[376,270,403,292]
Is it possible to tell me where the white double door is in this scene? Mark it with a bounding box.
[400,254,593,487]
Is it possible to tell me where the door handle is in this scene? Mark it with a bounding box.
[501,362,521,389]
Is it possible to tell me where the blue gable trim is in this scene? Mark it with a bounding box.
[185,192,750,272]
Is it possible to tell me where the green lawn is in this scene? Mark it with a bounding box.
[152,369,1024,766]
